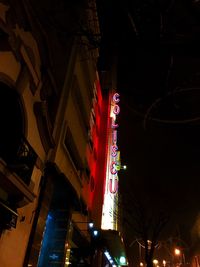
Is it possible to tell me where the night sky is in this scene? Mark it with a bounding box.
[97,0,200,264]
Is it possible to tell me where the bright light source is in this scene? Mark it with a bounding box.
[122,165,127,170]
[174,248,181,256]
[88,222,94,228]
[93,230,98,236]
[104,251,109,256]
[120,256,126,265]
[140,262,144,266]
[104,251,112,261]
[153,259,159,265]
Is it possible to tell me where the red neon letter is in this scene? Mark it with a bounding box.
[113,93,120,103]
[112,130,117,142]
[113,104,120,115]
[111,145,118,157]
[109,178,118,194]
[111,117,118,128]
[110,161,118,175]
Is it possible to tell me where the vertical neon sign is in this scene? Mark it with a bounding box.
[109,93,120,193]
[101,92,120,230]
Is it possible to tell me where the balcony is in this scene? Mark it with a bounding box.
[7,136,37,185]
[0,135,37,207]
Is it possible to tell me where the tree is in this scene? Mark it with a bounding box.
[119,193,169,267]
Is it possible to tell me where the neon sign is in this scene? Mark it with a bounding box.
[109,93,120,194]
[101,91,120,230]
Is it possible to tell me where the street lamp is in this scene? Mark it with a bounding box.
[153,259,159,265]
[119,164,127,171]
[174,248,181,256]
[88,222,94,228]
[174,247,186,266]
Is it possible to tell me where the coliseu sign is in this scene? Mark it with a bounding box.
[101,91,121,230]
[109,93,120,193]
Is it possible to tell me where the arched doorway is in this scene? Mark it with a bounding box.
[0,82,25,163]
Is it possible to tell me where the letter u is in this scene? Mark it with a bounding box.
[109,178,118,194]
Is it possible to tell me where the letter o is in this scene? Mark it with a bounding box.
[113,104,120,115]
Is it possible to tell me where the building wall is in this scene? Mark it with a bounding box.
[0,2,45,267]
[0,0,106,266]
[0,1,50,267]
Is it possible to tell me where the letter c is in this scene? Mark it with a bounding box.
[113,93,120,103]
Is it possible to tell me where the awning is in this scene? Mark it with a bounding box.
[101,230,128,266]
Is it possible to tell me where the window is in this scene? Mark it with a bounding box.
[64,127,83,171]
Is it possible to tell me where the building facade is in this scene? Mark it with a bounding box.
[0,0,127,266]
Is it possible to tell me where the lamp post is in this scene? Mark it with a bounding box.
[174,248,181,256]
[174,247,185,266]
[163,260,166,267]
[153,259,159,266]
[161,236,188,267]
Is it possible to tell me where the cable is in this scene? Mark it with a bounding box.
[121,92,200,128]
[143,87,200,129]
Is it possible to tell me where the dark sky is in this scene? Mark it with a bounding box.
[97,0,200,264]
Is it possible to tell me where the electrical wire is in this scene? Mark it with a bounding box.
[143,87,200,129]
[121,87,200,129]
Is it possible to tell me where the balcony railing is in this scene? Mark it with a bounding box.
[2,136,37,186]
